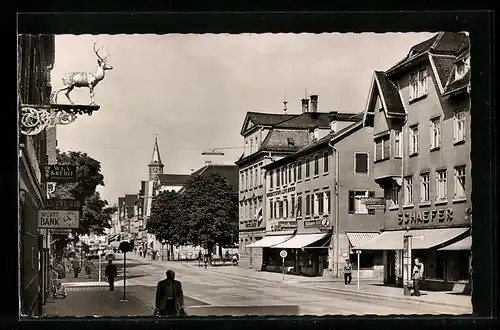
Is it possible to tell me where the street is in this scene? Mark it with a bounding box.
[67,252,471,317]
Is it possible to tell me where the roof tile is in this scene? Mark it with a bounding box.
[260,129,310,151]
[374,71,405,115]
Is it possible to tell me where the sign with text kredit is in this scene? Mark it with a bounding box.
[44,165,77,183]
[38,210,80,229]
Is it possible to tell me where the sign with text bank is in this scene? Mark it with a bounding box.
[38,210,80,229]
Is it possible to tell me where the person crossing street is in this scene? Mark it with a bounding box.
[105,259,118,291]
[344,259,353,285]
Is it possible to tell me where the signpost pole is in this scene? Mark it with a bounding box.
[282,257,285,281]
[98,243,101,282]
[123,251,127,302]
[356,250,361,291]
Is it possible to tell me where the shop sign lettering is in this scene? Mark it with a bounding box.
[242,218,262,228]
[398,208,453,226]
[270,220,297,232]
[44,165,77,183]
[266,186,295,197]
[304,219,320,228]
[38,210,80,229]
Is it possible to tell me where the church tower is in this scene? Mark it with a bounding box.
[148,137,164,181]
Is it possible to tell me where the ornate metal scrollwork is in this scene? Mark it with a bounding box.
[19,103,99,136]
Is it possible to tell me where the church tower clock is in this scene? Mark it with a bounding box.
[148,137,164,182]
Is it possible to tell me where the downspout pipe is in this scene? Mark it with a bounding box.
[328,140,340,278]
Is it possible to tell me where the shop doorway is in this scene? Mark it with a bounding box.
[387,250,396,284]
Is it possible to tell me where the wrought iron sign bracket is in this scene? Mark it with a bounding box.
[19,103,100,136]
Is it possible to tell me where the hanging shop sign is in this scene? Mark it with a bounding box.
[43,165,77,183]
[50,228,72,234]
[38,210,80,229]
[398,208,453,226]
[362,197,386,210]
[266,186,295,197]
[44,198,81,210]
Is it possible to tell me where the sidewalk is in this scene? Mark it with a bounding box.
[43,287,151,317]
[314,282,472,310]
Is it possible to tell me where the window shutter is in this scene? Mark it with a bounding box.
[368,191,375,215]
[348,190,355,214]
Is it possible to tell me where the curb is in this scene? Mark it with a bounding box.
[313,286,471,310]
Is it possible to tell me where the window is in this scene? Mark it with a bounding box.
[276,168,280,186]
[355,153,369,174]
[291,196,295,218]
[269,170,274,189]
[283,166,287,185]
[430,117,441,150]
[257,165,260,186]
[284,198,288,219]
[374,135,390,161]
[250,140,253,154]
[314,155,319,176]
[454,112,466,143]
[387,185,400,207]
[348,191,368,214]
[293,163,297,182]
[245,172,248,189]
[409,125,419,155]
[404,176,414,205]
[278,200,283,218]
[394,130,402,158]
[297,196,302,217]
[250,169,253,188]
[324,191,331,214]
[288,165,292,183]
[274,201,278,219]
[305,158,311,178]
[410,68,428,101]
[240,173,244,190]
[311,193,316,215]
[317,192,324,215]
[436,169,447,201]
[420,173,430,203]
[305,195,311,216]
[297,161,302,180]
[454,166,466,199]
[323,152,329,173]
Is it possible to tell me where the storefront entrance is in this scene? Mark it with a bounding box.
[386,250,396,284]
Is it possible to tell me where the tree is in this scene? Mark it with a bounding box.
[179,172,238,256]
[146,190,186,258]
[51,150,113,245]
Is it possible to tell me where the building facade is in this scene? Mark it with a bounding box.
[261,113,385,278]
[360,32,471,291]
[235,95,334,269]
[18,34,56,316]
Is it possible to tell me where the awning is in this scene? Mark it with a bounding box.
[246,235,293,248]
[273,233,329,249]
[438,235,471,251]
[346,232,380,248]
[354,227,470,250]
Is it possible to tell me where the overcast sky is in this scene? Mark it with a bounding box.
[51,32,434,205]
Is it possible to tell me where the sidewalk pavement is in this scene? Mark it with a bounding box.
[314,282,472,311]
[43,287,151,317]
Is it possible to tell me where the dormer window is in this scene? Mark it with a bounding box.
[409,68,428,102]
[313,128,319,140]
[455,56,469,81]
[287,138,295,146]
[330,121,337,132]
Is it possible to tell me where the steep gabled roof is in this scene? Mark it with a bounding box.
[240,112,297,135]
[178,164,239,194]
[260,129,310,152]
[429,54,457,93]
[374,71,406,116]
[157,174,190,186]
[274,112,331,129]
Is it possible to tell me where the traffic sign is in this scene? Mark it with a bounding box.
[279,250,288,258]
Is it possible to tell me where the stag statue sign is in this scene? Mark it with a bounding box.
[52,42,113,106]
[20,41,112,136]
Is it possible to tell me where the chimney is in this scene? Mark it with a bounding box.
[301,98,309,113]
[310,95,318,112]
[329,111,339,132]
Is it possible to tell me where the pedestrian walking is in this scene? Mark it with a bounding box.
[232,253,238,266]
[412,258,424,296]
[344,259,352,285]
[154,270,185,317]
[85,259,94,278]
[72,258,81,278]
[203,253,209,269]
[104,259,118,291]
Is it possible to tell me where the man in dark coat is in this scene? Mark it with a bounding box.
[155,270,185,316]
[104,259,118,291]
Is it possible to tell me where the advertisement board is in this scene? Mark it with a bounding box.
[38,210,80,229]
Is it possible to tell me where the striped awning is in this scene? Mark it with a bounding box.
[438,235,471,251]
[346,232,380,248]
[355,227,470,251]
[246,235,293,248]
